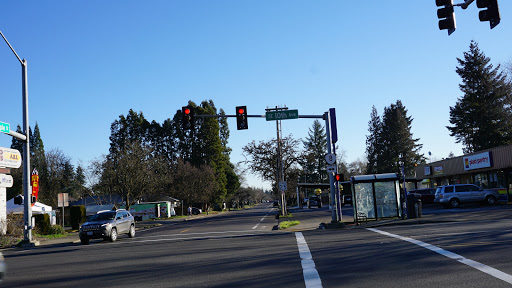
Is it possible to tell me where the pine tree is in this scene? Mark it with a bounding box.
[365,106,381,174]
[376,101,424,176]
[302,120,327,183]
[447,41,512,153]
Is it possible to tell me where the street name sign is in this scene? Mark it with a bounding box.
[266,110,299,121]
[0,147,22,168]
[0,173,13,188]
[0,121,9,134]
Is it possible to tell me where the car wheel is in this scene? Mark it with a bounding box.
[449,198,460,208]
[109,228,118,242]
[128,225,135,238]
[486,195,496,205]
[80,237,89,245]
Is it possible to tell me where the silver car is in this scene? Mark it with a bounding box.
[434,184,500,208]
[79,209,135,245]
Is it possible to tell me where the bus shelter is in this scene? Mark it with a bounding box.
[351,173,403,223]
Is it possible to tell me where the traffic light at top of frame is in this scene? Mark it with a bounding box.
[477,0,500,29]
[236,106,248,130]
[436,0,456,35]
[182,106,194,130]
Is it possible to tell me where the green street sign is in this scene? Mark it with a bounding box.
[265,110,299,121]
[0,121,10,134]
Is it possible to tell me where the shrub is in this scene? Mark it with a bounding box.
[47,225,66,235]
[34,214,51,235]
[70,205,87,230]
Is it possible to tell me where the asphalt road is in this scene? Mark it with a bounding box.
[2,203,512,287]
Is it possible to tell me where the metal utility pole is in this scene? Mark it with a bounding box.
[0,30,33,243]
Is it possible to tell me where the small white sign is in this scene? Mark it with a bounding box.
[0,147,22,169]
[327,165,336,173]
[325,154,336,165]
[0,173,13,188]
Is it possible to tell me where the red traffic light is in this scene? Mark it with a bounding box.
[184,108,191,115]
[335,173,343,182]
[238,108,245,115]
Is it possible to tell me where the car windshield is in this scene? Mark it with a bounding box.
[89,212,116,221]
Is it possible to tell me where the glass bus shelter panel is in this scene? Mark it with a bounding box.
[354,182,376,219]
[375,181,398,218]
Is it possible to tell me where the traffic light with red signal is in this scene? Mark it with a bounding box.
[436,0,456,35]
[236,106,248,130]
[182,106,194,130]
[477,0,500,29]
[335,173,343,182]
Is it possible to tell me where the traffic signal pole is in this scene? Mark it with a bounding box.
[1,31,34,244]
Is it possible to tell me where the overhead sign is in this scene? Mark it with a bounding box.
[0,173,13,188]
[0,121,9,134]
[464,151,493,171]
[265,110,299,121]
[0,147,22,168]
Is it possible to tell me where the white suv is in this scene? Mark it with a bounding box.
[434,184,500,208]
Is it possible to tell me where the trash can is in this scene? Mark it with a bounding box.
[407,193,422,219]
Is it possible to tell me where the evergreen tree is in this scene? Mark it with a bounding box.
[447,41,512,153]
[365,106,382,174]
[302,120,327,183]
[374,101,424,176]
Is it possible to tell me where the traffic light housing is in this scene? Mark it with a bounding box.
[181,106,194,130]
[31,195,36,204]
[436,0,456,35]
[335,173,343,182]
[236,106,248,130]
[477,0,500,29]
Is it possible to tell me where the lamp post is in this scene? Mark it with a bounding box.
[0,30,34,244]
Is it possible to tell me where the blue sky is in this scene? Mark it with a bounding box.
[1,1,511,189]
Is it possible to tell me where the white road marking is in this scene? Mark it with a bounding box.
[252,208,275,230]
[295,232,322,288]
[368,228,512,285]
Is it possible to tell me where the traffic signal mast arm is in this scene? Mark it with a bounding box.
[454,0,475,9]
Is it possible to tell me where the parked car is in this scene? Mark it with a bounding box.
[434,184,500,208]
[0,252,6,284]
[308,196,322,208]
[191,207,202,215]
[408,188,436,204]
[79,209,135,245]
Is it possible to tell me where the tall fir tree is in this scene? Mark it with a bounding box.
[302,120,327,183]
[369,101,424,176]
[447,41,512,153]
[365,106,381,174]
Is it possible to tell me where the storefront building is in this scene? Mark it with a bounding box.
[415,144,512,202]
